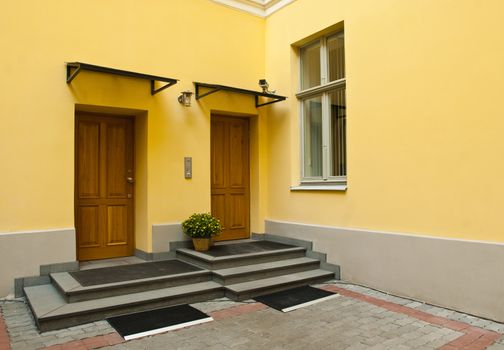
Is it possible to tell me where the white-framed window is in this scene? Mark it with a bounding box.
[297,31,346,186]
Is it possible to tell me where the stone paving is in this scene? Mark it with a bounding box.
[0,300,116,350]
[1,281,503,349]
[105,294,464,350]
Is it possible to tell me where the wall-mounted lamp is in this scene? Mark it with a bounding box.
[178,91,193,107]
[259,79,275,94]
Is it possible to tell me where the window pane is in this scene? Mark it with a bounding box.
[300,42,321,90]
[328,33,345,81]
[303,96,323,177]
[329,88,346,176]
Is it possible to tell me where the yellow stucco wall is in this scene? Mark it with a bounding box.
[3,0,504,255]
[0,0,266,252]
[265,0,504,242]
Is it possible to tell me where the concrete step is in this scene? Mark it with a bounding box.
[51,270,213,303]
[213,257,320,285]
[24,281,224,332]
[225,269,335,301]
[176,246,306,270]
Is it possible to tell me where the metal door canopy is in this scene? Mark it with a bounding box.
[66,62,178,95]
[194,82,287,107]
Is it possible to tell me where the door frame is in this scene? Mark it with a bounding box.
[74,111,136,261]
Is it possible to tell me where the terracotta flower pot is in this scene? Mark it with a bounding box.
[192,238,211,251]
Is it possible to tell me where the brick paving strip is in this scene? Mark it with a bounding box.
[41,333,123,350]
[321,285,502,350]
[0,306,11,350]
[209,302,268,321]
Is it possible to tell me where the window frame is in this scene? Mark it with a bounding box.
[297,31,346,186]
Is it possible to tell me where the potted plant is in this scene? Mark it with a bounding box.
[182,213,222,251]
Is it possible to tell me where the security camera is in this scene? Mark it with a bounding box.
[258,79,275,94]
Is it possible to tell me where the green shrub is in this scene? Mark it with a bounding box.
[182,213,222,238]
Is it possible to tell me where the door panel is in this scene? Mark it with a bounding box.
[211,193,227,231]
[76,205,100,247]
[229,194,247,229]
[107,205,128,245]
[75,113,134,261]
[229,122,246,187]
[106,123,128,197]
[77,121,100,198]
[211,120,226,189]
[211,115,250,241]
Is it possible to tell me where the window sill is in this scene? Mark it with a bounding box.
[290,184,347,191]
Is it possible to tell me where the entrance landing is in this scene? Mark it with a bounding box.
[70,260,202,286]
[198,241,294,257]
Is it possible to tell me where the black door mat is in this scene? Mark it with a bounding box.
[201,241,295,257]
[107,304,213,340]
[70,260,202,286]
[254,286,339,312]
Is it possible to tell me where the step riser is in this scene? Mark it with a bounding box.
[177,250,306,270]
[35,289,225,332]
[60,274,213,303]
[214,262,320,285]
[226,275,334,301]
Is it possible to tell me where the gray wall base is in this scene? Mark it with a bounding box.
[0,228,76,297]
[14,276,51,298]
[266,219,504,323]
[15,261,79,298]
[134,249,175,261]
[152,223,190,253]
[137,222,192,260]
[169,240,193,251]
[40,261,79,276]
[252,232,313,250]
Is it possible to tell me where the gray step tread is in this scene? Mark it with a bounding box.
[177,246,305,262]
[51,269,210,295]
[25,281,222,320]
[226,269,334,293]
[213,257,318,278]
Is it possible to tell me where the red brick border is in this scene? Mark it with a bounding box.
[321,285,502,350]
[0,307,11,350]
[40,333,123,350]
[209,302,268,320]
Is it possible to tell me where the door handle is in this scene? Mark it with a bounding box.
[126,177,134,184]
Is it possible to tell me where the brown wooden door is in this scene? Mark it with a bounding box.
[75,113,134,261]
[211,115,250,241]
